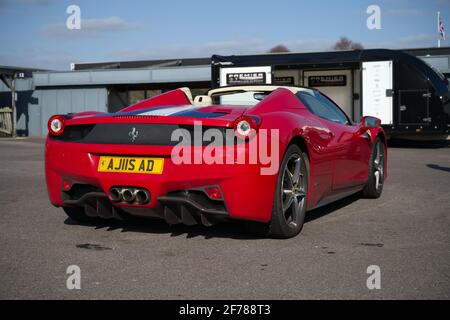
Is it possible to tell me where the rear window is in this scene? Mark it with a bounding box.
[212,91,269,106]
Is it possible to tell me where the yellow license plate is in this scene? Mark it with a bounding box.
[98,156,164,175]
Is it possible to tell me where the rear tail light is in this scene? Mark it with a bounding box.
[48,115,66,136]
[62,179,72,191]
[233,115,260,140]
[204,186,223,200]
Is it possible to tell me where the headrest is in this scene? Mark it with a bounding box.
[193,95,213,105]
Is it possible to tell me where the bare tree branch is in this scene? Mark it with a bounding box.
[268,44,290,53]
[333,37,364,50]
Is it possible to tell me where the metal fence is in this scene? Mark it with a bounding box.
[0,107,13,136]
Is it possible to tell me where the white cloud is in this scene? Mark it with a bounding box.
[0,0,52,7]
[366,33,438,49]
[0,48,78,70]
[436,0,450,6]
[110,33,440,64]
[22,0,52,4]
[282,39,337,52]
[39,16,139,38]
[112,38,265,60]
[0,34,439,71]
[384,9,428,16]
[112,38,335,61]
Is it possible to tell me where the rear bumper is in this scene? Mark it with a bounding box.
[45,138,278,223]
[61,189,229,226]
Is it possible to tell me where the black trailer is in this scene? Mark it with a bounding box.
[211,49,450,140]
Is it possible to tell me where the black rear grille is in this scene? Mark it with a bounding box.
[53,124,95,142]
[50,123,242,146]
[61,183,102,201]
[166,190,227,213]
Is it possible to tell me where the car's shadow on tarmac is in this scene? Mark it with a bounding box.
[64,194,360,240]
[305,195,359,223]
[65,216,260,240]
[388,138,449,149]
[426,164,450,173]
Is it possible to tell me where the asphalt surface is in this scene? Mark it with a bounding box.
[0,137,449,299]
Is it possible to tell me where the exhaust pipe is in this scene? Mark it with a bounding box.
[134,189,150,204]
[109,187,150,204]
[122,189,135,203]
[109,188,123,202]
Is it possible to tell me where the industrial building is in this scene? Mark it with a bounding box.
[0,59,210,137]
[0,47,449,138]
[212,48,450,139]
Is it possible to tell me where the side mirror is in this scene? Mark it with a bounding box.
[361,116,381,129]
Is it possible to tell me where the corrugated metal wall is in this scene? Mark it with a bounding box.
[1,79,107,136]
[2,65,211,136]
[29,88,107,136]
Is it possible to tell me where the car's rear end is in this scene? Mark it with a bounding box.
[45,98,278,226]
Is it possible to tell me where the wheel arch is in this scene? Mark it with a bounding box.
[287,135,309,159]
[285,135,313,206]
[376,130,388,180]
[377,130,387,146]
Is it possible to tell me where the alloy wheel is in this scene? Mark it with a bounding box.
[281,154,307,228]
[373,142,385,191]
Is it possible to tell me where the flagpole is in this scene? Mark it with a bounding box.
[438,11,441,48]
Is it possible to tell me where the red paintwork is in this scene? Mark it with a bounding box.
[120,89,192,112]
[45,88,387,222]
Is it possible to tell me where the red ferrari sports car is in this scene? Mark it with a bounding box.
[45,85,387,238]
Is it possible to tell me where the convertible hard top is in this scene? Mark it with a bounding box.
[207,85,314,97]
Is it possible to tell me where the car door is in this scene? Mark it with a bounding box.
[322,119,371,190]
[296,91,370,191]
[317,93,371,189]
[301,115,336,207]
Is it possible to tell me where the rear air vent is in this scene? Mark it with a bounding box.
[49,124,95,142]
[49,123,241,146]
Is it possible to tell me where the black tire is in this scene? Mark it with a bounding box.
[63,206,99,224]
[361,137,386,199]
[247,144,309,239]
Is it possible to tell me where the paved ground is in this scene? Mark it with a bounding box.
[0,138,449,299]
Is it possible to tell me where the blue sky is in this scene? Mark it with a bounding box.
[0,0,449,70]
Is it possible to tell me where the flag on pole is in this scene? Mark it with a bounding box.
[439,12,446,41]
